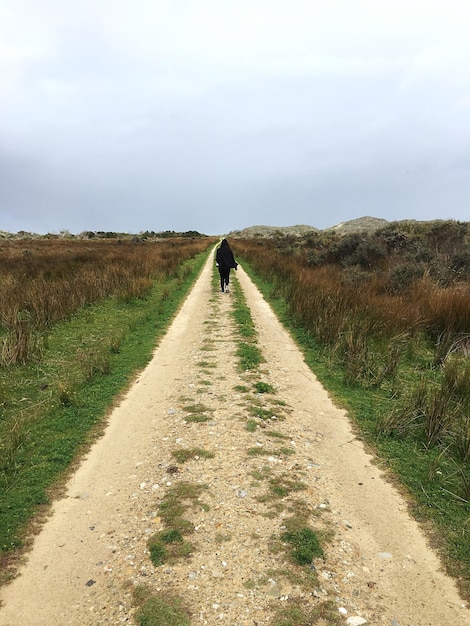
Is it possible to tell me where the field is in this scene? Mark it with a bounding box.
[234,219,470,590]
[0,235,215,577]
[1,221,469,600]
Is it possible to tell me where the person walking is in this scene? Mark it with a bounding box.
[215,238,238,293]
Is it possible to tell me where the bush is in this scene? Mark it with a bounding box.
[390,263,424,293]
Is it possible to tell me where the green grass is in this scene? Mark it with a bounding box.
[226,271,264,371]
[171,448,215,463]
[0,250,209,582]
[247,446,295,457]
[196,360,216,368]
[245,419,258,432]
[281,527,324,565]
[133,586,191,626]
[269,599,340,626]
[264,430,289,440]
[268,476,306,498]
[182,403,209,413]
[148,530,194,567]
[234,384,250,393]
[182,402,212,423]
[254,381,276,394]
[199,338,216,351]
[147,481,209,569]
[231,285,257,339]
[253,469,306,504]
[184,414,211,423]
[236,342,264,371]
[250,466,273,481]
[249,406,277,420]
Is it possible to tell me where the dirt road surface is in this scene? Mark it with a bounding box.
[0,254,467,626]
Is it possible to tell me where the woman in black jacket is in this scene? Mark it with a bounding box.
[215,239,238,293]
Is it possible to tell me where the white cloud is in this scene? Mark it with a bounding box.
[0,0,469,233]
[454,94,470,112]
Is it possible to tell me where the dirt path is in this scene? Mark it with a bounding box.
[0,254,467,626]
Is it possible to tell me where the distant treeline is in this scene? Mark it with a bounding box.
[1,230,208,240]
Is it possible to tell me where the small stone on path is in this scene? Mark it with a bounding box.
[347,617,368,626]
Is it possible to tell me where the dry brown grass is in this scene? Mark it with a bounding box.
[0,238,213,365]
[235,238,470,344]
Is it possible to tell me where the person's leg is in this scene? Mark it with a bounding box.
[225,269,231,292]
[221,268,230,292]
[218,268,225,292]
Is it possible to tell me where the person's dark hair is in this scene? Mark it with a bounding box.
[220,238,229,247]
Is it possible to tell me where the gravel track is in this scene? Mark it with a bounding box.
[0,253,467,626]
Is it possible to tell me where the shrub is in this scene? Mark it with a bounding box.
[390,263,424,293]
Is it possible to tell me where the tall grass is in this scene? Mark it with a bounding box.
[235,238,470,438]
[0,238,211,365]
[236,237,470,358]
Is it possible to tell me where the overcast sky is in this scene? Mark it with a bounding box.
[1,1,469,235]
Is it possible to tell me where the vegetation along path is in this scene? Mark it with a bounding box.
[0,252,467,626]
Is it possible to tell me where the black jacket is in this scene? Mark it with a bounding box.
[216,240,237,270]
